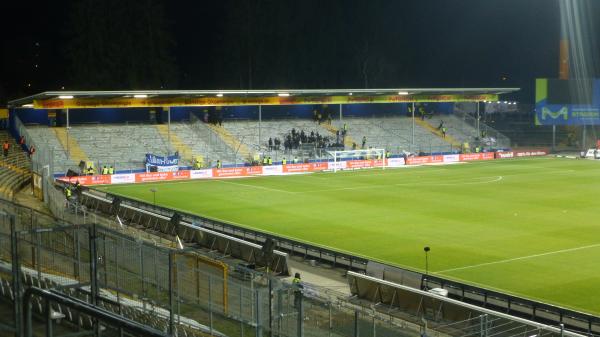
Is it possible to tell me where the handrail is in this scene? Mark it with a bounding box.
[348,272,587,337]
[87,188,369,271]
[23,287,168,337]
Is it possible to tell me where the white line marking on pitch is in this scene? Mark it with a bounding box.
[217,179,294,194]
[294,175,504,193]
[436,243,600,274]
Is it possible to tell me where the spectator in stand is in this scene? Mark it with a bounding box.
[441,127,447,138]
[268,137,273,151]
[361,136,367,149]
[216,159,222,169]
[352,142,357,150]
[108,166,114,174]
[28,145,35,158]
[102,166,108,175]
[19,136,25,147]
[437,120,444,130]
[2,140,9,158]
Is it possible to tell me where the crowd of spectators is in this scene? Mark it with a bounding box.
[277,128,343,150]
[202,108,224,126]
[313,108,333,125]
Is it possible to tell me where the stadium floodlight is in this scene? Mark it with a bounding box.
[58,95,74,99]
[327,148,386,173]
[21,104,33,108]
[134,94,148,98]
[348,92,353,96]
[216,93,223,97]
[278,92,290,97]
[398,91,409,95]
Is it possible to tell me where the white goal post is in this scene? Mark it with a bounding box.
[327,148,386,173]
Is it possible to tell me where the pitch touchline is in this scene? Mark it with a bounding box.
[217,179,295,194]
[294,175,504,193]
[436,243,600,274]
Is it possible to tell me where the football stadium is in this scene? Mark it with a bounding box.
[0,83,599,337]
[2,2,600,337]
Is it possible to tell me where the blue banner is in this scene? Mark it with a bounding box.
[145,153,179,166]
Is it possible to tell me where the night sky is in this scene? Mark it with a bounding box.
[3,0,600,104]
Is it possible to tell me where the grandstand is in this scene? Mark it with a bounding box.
[0,131,30,200]
[9,89,518,174]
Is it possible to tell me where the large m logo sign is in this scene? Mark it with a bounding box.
[541,106,569,120]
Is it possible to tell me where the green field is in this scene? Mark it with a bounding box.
[100,157,600,315]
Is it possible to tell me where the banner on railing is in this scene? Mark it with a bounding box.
[145,153,179,172]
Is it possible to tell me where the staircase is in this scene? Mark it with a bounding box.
[414,118,461,147]
[155,124,201,164]
[0,132,31,200]
[53,128,90,164]
[205,124,252,160]
[321,122,357,148]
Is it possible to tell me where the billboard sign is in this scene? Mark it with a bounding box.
[535,78,600,125]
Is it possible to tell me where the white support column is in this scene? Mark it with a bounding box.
[258,105,262,150]
[167,107,171,154]
[66,109,70,158]
[476,102,480,139]
[411,102,415,149]
[339,104,343,121]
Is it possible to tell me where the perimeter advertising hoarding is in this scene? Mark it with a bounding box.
[58,151,544,186]
[535,78,600,126]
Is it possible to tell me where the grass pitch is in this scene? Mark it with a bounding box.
[99,157,600,315]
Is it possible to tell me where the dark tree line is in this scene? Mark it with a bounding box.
[5,0,600,104]
[64,0,178,90]
[208,0,408,89]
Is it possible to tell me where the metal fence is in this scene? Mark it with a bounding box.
[0,197,593,337]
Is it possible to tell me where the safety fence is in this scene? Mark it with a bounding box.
[1,196,592,337]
